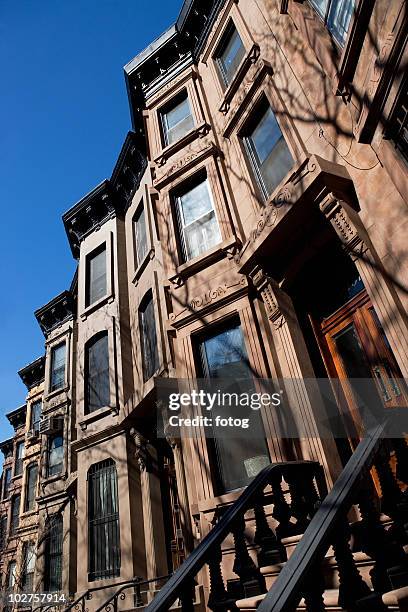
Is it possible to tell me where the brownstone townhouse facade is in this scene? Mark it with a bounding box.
[1,0,407,610]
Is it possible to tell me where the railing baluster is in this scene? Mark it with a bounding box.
[179,578,196,612]
[231,512,265,598]
[270,470,294,539]
[207,543,232,611]
[253,495,284,566]
[332,516,371,609]
[302,562,326,612]
[391,437,408,486]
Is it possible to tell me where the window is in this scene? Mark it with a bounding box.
[139,292,160,382]
[85,333,110,413]
[7,561,16,590]
[30,401,42,433]
[14,441,24,476]
[88,459,120,581]
[161,92,194,146]
[389,78,408,164]
[3,467,12,498]
[24,464,38,512]
[0,514,7,549]
[243,102,294,199]
[197,322,270,492]
[86,244,107,307]
[10,494,20,534]
[309,0,355,46]
[50,343,66,392]
[48,435,64,477]
[215,23,246,87]
[22,542,36,592]
[175,176,222,262]
[44,515,63,592]
[134,204,148,267]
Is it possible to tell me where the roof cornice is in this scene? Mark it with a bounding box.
[0,438,13,458]
[18,355,45,389]
[6,405,27,430]
[35,291,74,337]
[63,132,146,258]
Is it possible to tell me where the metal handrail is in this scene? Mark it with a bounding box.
[95,575,172,612]
[145,460,325,611]
[64,577,145,612]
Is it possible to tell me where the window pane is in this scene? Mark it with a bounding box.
[10,495,20,533]
[309,0,328,18]
[0,515,7,549]
[217,26,246,86]
[246,105,293,197]
[48,436,64,476]
[30,401,42,431]
[44,516,63,592]
[3,468,11,499]
[8,561,16,588]
[88,460,121,581]
[86,334,110,413]
[327,0,355,45]
[22,543,35,591]
[163,96,194,145]
[199,324,270,492]
[25,464,38,511]
[177,179,221,261]
[15,442,24,476]
[135,207,148,267]
[87,246,107,306]
[140,294,159,381]
[51,343,66,391]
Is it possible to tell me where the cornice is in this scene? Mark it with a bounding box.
[0,438,14,458]
[18,356,45,390]
[35,291,74,337]
[63,132,146,258]
[6,405,27,431]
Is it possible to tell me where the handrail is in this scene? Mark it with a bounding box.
[95,574,171,612]
[257,420,389,611]
[145,460,325,611]
[64,577,145,612]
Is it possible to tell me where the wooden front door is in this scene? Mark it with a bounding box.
[312,289,407,443]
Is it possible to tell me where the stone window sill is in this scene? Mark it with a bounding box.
[169,236,240,286]
[42,472,67,486]
[132,248,155,286]
[79,405,118,430]
[154,121,211,167]
[80,292,114,321]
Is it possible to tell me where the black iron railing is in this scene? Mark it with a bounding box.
[95,575,171,612]
[145,460,326,611]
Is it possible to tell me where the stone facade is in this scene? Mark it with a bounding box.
[1,0,407,609]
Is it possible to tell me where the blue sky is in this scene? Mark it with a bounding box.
[0,0,180,439]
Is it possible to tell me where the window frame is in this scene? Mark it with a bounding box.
[10,494,21,535]
[139,290,160,383]
[214,20,247,89]
[173,172,222,264]
[24,463,38,513]
[85,331,111,414]
[85,242,108,308]
[44,515,63,592]
[133,200,149,271]
[240,97,295,201]
[47,434,64,478]
[21,541,36,592]
[14,441,24,477]
[0,514,7,549]
[30,400,42,433]
[88,459,121,582]
[7,560,17,590]
[308,0,356,47]
[49,341,67,393]
[3,466,12,498]
[159,90,195,148]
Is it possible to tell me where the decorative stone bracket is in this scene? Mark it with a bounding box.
[319,194,369,262]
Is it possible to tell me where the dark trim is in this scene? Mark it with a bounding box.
[35,291,74,337]
[18,356,45,389]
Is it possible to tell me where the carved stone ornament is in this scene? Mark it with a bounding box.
[130,429,149,471]
[153,137,216,188]
[320,195,368,262]
[169,278,247,325]
[248,265,287,329]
